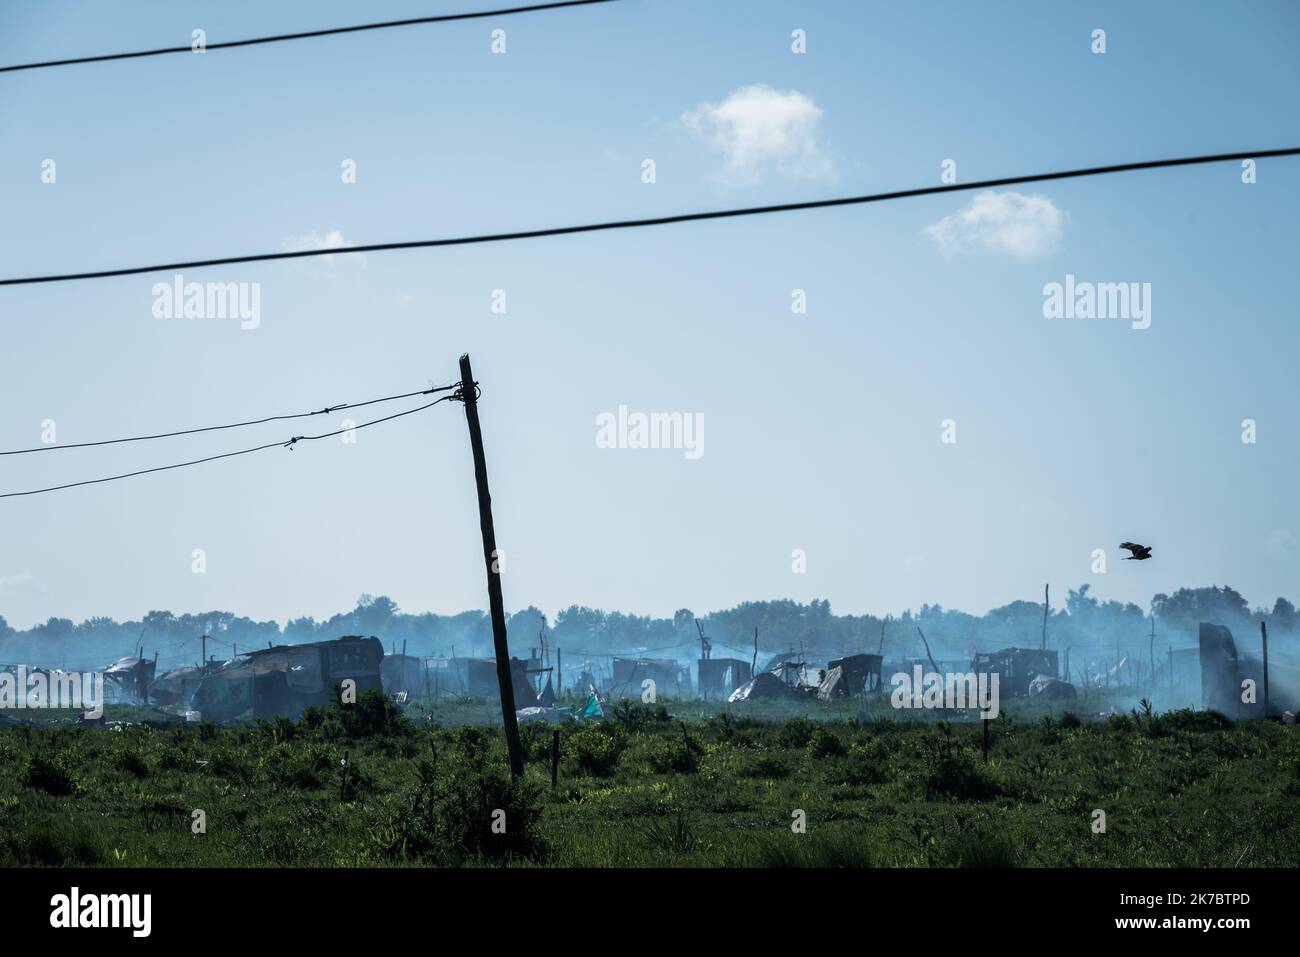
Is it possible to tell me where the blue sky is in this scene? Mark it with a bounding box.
[0,0,1297,630]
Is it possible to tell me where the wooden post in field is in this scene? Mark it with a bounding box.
[1261,621,1270,718]
[1041,584,1049,652]
[550,729,560,789]
[458,353,525,779]
[1152,618,1158,685]
[916,627,945,715]
[981,716,989,763]
[556,648,562,696]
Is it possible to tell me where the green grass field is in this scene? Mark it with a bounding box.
[1,692,1296,867]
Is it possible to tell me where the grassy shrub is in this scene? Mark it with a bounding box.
[1,825,103,866]
[647,740,698,774]
[520,721,558,762]
[742,752,792,780]
[941,828,1019,867]
[807,726,847,758]
[261,741,332,789]
[110,747,150,779]
[23,752,79,796]
[0,700,1296,868]
[838,739,892,786]
[745,830,875,868]
[203,745,251,782]
[383,750,545,864]
[568,726,626,777]
[609,700,671,732]
[253,715,299,744]
[1155,708,1234,734]
[326,688,413,740]
[708,712,736,742]
[778,716,817,749]
[640,812,702,854]
[156,742,193,771]
[906,732,997,801]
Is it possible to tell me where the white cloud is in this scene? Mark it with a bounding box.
[281,229,367,268]
[0,573,45,593]
[683,84,834,185]
[925,190,1065,260]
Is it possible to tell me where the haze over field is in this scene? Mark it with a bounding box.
[2,585,1292,680]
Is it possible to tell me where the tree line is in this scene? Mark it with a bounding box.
[0,584,1292,671]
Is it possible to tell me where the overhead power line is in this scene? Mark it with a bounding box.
[2,147,1294,287]
[0,0,625,74]
[0,394,456,499]
[0,383,456,456]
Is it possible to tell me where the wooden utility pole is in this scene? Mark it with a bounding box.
[916,627,941,676]
[1041,584,1049,651]
[1261,620,1270,718]
[752,627,758,674]
[201,634,207,673]
[458,354,525,779]
[696,619,711,660]
[1148,616,1155,692]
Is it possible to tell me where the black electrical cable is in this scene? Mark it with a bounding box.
[2,148,1293,287]
[0,395,456,499]
[0,0,625,74]
[0,383,457,456]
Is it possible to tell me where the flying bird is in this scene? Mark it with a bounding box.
[1120,542,1152,561]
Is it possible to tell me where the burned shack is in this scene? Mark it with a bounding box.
[192,635,383,722]
[419,655,539,707]
[971,647,1058,698]
[380,653,425,698]
[469,656,536,697]
[1199,621,1300,718]
[698,658,752,700]
[727,670,797,702]
[610,657,689,698]
[103,656,156,704]
[149,666,207,707]
[817,653,883,700]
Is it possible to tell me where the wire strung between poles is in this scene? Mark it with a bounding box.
[0,383,457,456]
[0,395,456,499]
[1,147,1295,286]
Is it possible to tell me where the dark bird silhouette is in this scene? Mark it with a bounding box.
[1120,542,1152,561]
